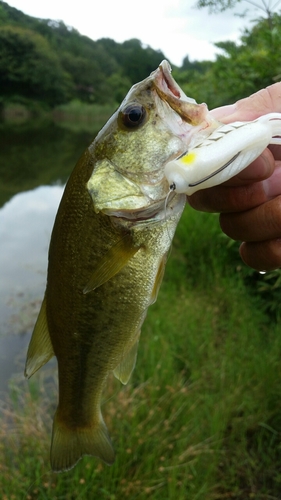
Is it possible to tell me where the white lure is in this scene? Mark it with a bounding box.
[165,113,281,195]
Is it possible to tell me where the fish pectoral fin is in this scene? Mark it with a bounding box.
[24,297,54,379]
[113,338,139,385]
[83,233,140,294]
[50,411,115,472]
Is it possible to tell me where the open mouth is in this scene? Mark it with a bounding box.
[158,60,181,99]
[154,60,207,126]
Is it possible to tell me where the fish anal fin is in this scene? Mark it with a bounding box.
[83,233,140,294]
[113,338,139,385]
[24,297,54,379]
[50,411,115,472]
[150,255,167,305]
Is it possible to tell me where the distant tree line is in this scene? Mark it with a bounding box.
[0,1,166,106]
[1,0,281,109]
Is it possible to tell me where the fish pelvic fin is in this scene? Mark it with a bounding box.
[24,297,54,378]
[83,233,140,294]
[50,411,115,472]
[150,255,168,305]
[113,338,139,385]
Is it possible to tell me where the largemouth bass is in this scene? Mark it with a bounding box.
[25,60,217,472]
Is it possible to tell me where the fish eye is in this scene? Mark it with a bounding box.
[119,104,146,128]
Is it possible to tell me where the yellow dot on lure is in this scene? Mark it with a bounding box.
[179,151,196,165]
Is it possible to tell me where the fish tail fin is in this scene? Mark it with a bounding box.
[50,411,115,472]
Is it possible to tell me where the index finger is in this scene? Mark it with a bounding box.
[187,180,268,213]
[187,150,275,213]
[223,149,274,186]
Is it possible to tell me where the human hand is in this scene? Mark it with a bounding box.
[187,82,281,271]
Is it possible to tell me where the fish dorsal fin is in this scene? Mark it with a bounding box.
[113,338,140,385]
[24,297,54,379]
[83,233,140,294]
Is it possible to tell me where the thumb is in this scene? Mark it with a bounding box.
[210,82,281,123]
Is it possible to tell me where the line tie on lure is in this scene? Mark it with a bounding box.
[164,113,281,195]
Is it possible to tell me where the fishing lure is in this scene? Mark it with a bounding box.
[165,113,281,195]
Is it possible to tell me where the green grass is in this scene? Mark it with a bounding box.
[2,207,281,499]
[1,99,116,133]
[52,101,117,132]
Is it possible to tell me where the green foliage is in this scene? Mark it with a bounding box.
[196,0,281,17]
[53,101,116,132]
[210,14,281,104]
[2,200,281,498]
[2,1,281,495]
[196,0,238,11]
[2,0,281,110]
[0,25,73,105]
[0,2,166,108]
[174,206,281,323]
[175,12,281,108]
[116,38,166,83]
[1,122,281,497]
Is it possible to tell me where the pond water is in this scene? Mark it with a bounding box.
[0,120,97,396]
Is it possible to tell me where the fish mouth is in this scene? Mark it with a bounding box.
[157,60,182,99]
[153,60,208,126]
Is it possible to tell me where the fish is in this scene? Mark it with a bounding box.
[24,60,218,473]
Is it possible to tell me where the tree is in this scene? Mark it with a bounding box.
[210,13,281,101]
[176,13,281,108]
[118,39,166,83]
[196,0,281,17]
[196,0,281,29]
[0,25,73,105]
[0,1,169,107]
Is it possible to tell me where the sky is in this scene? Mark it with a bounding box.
[4,0,259,66]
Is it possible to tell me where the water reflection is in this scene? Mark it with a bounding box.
[0,119,97,395]
[0,185,64,393]
[0,121,94,207]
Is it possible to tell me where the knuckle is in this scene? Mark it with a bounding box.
[264,196,281,234]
